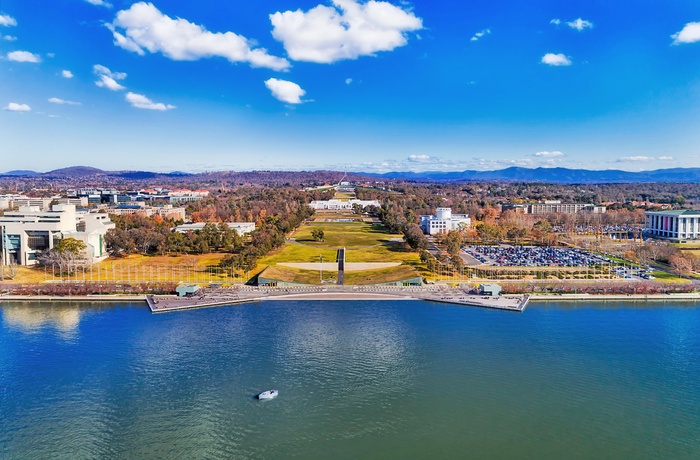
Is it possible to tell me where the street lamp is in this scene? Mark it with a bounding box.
[320,254,323,282]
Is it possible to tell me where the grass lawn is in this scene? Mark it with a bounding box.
[650,271,690,283]
[258,264,420,285]
[676,242,700,248]
[258,266,329,285]
[344,265,420,285]
[333,192,356,201]
[260,221,419,266]
[293,222,400,248]
[254,220,421,278]
[1,253,236,285]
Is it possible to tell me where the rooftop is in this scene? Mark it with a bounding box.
[646,210,700,216]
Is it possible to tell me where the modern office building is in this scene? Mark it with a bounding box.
[104,204,187,221]
[173,222,256,236]
[0,205,115,266]
[420,208,471,235]
[503,201,606,215]
[6,196,55,210]
[645,210,700,241]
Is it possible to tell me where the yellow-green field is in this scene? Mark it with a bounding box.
[344,265,421,284]
[0,253,236,285]
[253,219,421,281]
[259,222,418,266]
[333,192,356,201]
[258,264,420,285]
[294,222,399,247]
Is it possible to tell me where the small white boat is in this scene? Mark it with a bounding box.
[258,390,278,400]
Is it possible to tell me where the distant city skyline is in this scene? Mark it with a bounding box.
[1,0,699,173]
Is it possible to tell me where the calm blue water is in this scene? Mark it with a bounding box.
[1,300,699,459]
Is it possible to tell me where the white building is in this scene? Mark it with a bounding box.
[503,201,606,215]
[173,222,256,236]
[104,204,187,221]
[168,189,209,203]
[0,196,56,210]
[420,208,471,235]
[645,210,700,241]
[308,199,380,210]
[0,205,115,265]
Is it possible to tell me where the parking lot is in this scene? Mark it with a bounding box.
[463,245,612,267]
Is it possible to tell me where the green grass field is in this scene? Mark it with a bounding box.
[333,192,356,201]
[254,220,421,279]
[344,265,420,284]
[650,271,690,283]
[293,222,399,247]
[258,264,420,285]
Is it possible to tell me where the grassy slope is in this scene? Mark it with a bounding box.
[1,253,233,285]
[259,264,420,285]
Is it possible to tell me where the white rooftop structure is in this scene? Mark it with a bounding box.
[420,208,471,235]
[173,222,256,235]
[309,199,380,210]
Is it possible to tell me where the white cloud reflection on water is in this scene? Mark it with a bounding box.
[2,303,84,340]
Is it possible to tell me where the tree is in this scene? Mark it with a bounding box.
[40,237,89,275]
[54,237,87,255]
[476,222,503,243]
[403,224,428,251]
[669,253,693,277]
[311,228,325,242]
[445,230,463,257]
[105,228,136,257]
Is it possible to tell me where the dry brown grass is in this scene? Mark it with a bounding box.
[0,253,238,285]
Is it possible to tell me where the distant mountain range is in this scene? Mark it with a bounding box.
[3,165,700,184]
[363,167,700,183]
[0,166,192,179]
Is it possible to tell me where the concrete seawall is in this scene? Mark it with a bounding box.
[146,285,530,313]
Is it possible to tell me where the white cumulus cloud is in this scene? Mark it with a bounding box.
[96,76,125,91]
[672,22,700,45]
[125,92,175,111]
[534,151,564,158]
[541,53,571,66]
[94,64,127,91]
[270,0,423,63]
[4,102,30,112]
[109,2,289,71]
[550,18,561,26]
[658,156,674,161]
[567,18,593,31]
[48,97,81,105]
[264,78,306,104]
[0,14,17,27]
[7,50,41,63]
[617,156,654,162]
[85,0,112,8]
[3,35,17,41]
[61,70,74,78]
[345,78,353,85]
[470,28,491,42]
[408,154,432,163]
[93,64,126,80]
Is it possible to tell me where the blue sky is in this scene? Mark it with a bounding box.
[1,0,700,173]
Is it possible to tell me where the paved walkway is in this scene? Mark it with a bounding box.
[146,285,529,313]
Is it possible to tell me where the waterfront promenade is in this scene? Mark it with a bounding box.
[146,285,530,313]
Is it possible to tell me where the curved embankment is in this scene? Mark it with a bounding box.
[145,286,529,313]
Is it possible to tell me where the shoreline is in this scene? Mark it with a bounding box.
[1,292,699,303]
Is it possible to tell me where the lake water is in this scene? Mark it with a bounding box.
[1,300,699,459]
